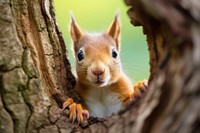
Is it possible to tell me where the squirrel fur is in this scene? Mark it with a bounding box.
[62,14,148,124]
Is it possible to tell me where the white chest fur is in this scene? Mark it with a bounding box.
[84,87,122,118]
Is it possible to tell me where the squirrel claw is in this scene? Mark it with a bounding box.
[133,80,148,100]
[82,109,90,119]
[62,98,89,124]
[62,98,74,112]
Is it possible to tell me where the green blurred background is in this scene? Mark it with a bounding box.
[54,0,149,83]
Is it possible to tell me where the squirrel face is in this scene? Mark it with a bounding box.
[70,14,121,87]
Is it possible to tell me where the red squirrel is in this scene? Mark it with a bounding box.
[62,14,148,124]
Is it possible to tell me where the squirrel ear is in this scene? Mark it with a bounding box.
[107,13,121,50]
[70,15,83,43]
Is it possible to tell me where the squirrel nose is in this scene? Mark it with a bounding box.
[92,69,105,76]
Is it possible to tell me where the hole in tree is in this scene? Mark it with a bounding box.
[54,0,150,119]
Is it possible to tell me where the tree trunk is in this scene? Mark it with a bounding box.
[0,0,199,133]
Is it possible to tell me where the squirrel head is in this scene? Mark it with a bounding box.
[70,14,122,87]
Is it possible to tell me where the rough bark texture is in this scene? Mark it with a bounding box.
[0,0,78,132]
[0,0,199,133]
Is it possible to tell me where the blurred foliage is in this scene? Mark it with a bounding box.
[54,0,149,83]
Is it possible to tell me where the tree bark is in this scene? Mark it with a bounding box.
[0,0,199,133]
[0,0,78,132]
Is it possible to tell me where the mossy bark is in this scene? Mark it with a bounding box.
[0,0,199,133]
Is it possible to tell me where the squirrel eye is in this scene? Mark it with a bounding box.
[112,49,118,58]
[77,50,84,61]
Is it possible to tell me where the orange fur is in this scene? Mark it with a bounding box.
[62,14,148,123]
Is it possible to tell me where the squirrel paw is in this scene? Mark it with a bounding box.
[133,80,148,100]
[62,98,89,124]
